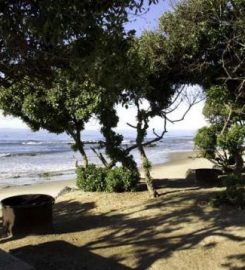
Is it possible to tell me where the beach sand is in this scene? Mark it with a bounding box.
[0,151,212,202]
[0,151,244,270]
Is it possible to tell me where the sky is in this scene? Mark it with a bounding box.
[0,0,207,131]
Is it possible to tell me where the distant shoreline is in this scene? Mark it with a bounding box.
[0,150,213,204]
[0,150,195,187]
[0,128,196,185]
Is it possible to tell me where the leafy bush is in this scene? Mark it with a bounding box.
[195,125,245,172]
[76,165,140,192]
[211,174,245,209]
[194,126,217,160]
[221,174,244,188]
[76,164,107,192]
[217,125,245,154]
[211,188,245,209]
[105,167,139,192]
[194,85,245,174]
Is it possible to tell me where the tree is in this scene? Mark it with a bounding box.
[124,87,203,197]
[120,33,203,197]
[0,72,102,167]
[0,1,205,198]
[65,32,202,197]
[0,1,159,172]
[0,0,162,168]
[97,104,138,171]
[157,0,245,175]
[159,0,245,98]
[0,0,158,88]
[195,85,245,174]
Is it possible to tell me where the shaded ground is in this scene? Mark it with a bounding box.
[1,178,245,270]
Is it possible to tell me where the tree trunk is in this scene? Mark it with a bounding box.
[77,142,89,168]
[69,127,89,169]
[138,144,158,198]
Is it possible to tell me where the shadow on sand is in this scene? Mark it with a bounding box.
[10,240,131,270]
[2,178,245,269]
[222,253,245,270]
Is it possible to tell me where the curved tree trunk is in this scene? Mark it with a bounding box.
[98,107,138,171]
[68,127,88,168]
[77,141,89,168]
[138,144,158,198]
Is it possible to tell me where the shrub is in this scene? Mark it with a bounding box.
[76,164,107,192]
[194,126,217,160]
[221,174,244,188]
[105,167,139,192]
[76,165,139,192]
[211,188,245,209]
[211,174,245,209]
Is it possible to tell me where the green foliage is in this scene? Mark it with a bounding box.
[105,167,139,192]
[159,0,245,95]
[160,0,245,173]
[194,84,245,173]
[194,127,217,160]
[211,172,245,209]
[0,0,157,88]
[142,157,152,170]
[76,165,139,192]
[217,125,245,154]
[211,188,245,209]
[202,86,232,124]
[0,72,104,165]
[129,33,176,110]
[98,105,138,171]
[195,124,245,172]
[0,74,102,132]
[76,165,107,192]
[96,30,179,184]
[221,174,244,188]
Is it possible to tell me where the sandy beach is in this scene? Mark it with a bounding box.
[0,151,212,202]
[1,151,244,270]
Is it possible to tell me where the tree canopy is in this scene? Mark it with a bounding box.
[0,71,103,166]
[159,0,245,97]
[3,0,243,197]
[109,32,203,197]
[0,0,158,88]
[195,85,245,173]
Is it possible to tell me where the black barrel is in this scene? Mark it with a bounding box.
[1,194,55,236]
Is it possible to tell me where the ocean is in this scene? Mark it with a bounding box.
[0,128,196,186]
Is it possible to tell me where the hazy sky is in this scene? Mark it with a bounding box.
[0,0,207,131]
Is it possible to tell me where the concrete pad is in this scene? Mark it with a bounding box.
[0,249,35,270]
